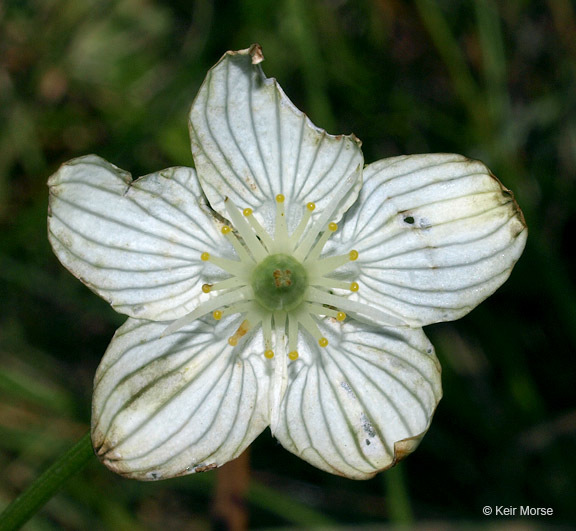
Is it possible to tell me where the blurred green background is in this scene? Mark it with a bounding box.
[1,0,575,528]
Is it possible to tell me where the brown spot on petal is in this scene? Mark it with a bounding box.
[245,175,258,191]
[392,436,421,464]
[249,43,264,64]
[485,167,527,230]
[195,463,218,473]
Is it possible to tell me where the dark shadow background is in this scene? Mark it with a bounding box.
[1,0,575,528]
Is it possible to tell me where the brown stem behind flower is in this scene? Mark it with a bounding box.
[211,449,250,531]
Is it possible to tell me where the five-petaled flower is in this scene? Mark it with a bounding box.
[48,44,527,480]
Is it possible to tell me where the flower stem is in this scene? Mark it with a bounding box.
[384,463,414,524]
[0,431,94,530]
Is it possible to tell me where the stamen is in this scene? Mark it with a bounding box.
[264,349,275,359]
[301,223,335,263]
[305,303,345,321]
[221,225,255,264]
[243,206,274,250]
[350,282,359,292]
[218,300,254,318]
[274,193,289,251]
[289,202,315,249]
[208,255,251,277]
[307,286,405,326]
[210,276,248,292]
[202,284,212,293]
[225,199,268,262]
[297,312,325,345]
[200,251,249,277]
[162,286,251,336]
[311,278,356,291]
[349,250,359,261]
[288,350,299,361]
[294,171,358,260]
[262,313,273,352]
[318,337,329,348]
[228,319,251,347]
[288,313,299,355]
[310,251,357,276]
[213,310,222,320]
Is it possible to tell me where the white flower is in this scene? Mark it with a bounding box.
[47,44,527,480]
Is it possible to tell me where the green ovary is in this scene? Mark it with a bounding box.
[251,254,308,312]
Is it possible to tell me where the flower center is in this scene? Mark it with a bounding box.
[252,254,308,312]
[162,177,397,361]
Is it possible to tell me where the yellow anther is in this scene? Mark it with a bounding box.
[328,222,338,232]
[200,252,210,261]
[243,207,253,217]
[318,337,329,348]
[350,282,359,292]
[336,311,346,321]
[221,226,231,234]
[288,350,299,361]
[264,349,275,359]
[227,319,249,348]
[212,310,222,320]
[276,194,285,203]
[306,202,316,211]
[349,250,359,261]
[201,284,212,293]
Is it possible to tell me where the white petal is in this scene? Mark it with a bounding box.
[91,316,270,480]
[189,44,363,231]
[272,320,441,479]
[48,155,232,321]
[331,154,527,326]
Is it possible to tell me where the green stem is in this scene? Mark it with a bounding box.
[0,431,94,530]
[384,463,414,525]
